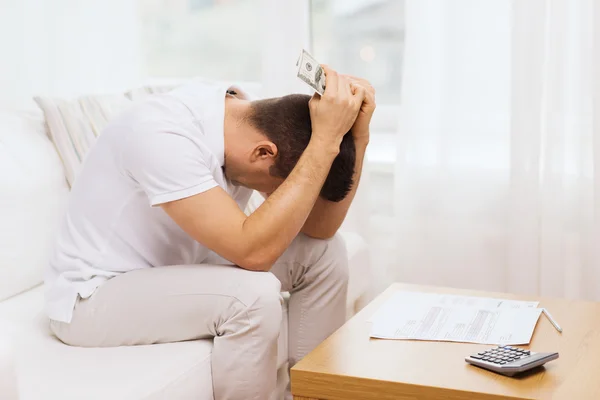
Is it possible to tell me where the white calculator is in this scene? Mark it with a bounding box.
[465,345,559,376]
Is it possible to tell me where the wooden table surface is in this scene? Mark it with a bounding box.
[291,283,600,400]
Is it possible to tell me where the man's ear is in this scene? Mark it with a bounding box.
[252,141,278,162]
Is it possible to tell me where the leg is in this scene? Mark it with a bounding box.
[270,233,349,369]
[50,265,283,400]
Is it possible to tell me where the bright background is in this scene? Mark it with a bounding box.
[2,0,600,302]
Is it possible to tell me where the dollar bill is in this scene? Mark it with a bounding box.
[296,49,326,95]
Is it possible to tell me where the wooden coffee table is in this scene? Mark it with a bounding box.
[291,283,600,400]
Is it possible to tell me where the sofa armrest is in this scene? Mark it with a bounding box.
[0,328,19,399]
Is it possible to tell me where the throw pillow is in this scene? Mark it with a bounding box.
[34,94,132,186]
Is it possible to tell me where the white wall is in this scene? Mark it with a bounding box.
[0,0,141,110]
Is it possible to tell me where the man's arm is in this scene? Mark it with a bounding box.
[162,68,365,272]
[300,139,367,239]
[301,77,376,239]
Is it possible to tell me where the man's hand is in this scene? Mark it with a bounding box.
[343,75,376,144]
[309,66,366,152]
[299,75,375,239]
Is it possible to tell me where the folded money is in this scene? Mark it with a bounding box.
[296,49,326,95]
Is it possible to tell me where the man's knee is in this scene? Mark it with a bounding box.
[304,233,350,285]
[238,272,283,337]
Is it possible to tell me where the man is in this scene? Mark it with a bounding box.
[45,66,375,400]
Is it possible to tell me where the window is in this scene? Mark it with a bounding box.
[139,0,261,82]
[139,0,403,148]
[310,0,405,105]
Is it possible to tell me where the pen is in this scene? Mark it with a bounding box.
[542,308,563,333]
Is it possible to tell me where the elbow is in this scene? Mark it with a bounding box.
[237,249,277,272]
[239,259,272,272]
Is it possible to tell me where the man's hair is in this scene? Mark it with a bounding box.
[247,94,355,202]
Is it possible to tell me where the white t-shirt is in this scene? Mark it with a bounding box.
[45,80,254,323]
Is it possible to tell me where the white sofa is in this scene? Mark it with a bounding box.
[0,103,371,399]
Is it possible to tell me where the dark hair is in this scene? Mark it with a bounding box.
[248,94,355,202]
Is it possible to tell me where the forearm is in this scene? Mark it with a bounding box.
[301,138,368,239]
[241,140,339,270]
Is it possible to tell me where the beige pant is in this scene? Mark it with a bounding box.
[50,233,349,400]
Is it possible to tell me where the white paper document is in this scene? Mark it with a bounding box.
[370,292,542,345]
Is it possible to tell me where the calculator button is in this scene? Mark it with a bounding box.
[478,352,487,356]
[499,361,507,365]
[482,357,491,361]
[471,355,484,360]
[523,351,531,355]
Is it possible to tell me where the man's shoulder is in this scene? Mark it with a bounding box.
[104,96,193,139]
[169,78,228,100]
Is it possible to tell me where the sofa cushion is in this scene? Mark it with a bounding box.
[0,285,289,400]
[0,111,69,301]
[0,329,18,400]
[339,231,370,313]
[34,94,133,186]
